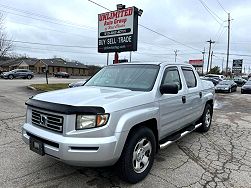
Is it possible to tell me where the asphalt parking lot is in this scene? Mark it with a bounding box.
[0,78,250,188]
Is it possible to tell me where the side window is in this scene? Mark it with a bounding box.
[182,68,197,88]
[161,67,182,90]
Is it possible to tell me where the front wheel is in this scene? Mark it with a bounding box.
[27,75,32,79]
[117,127,156,184]
[8,75,14,79]
[198,104,213,133]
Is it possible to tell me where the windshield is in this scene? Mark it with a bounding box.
[245,81,251,85]
[219,81,231,85]
[85,64,160,91]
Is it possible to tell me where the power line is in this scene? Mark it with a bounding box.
[87,0,111,11]
[198,0,223,24]
[212,26,227,49]
[9,40,97,49]
[214,52,251,57]
[138,25,202,52]
[14,45,102,55]
[215,0,228,13]
[0,3,96,30]
[8,20,97,39]
[0,9,96,31]
[87,0,203,53]
[2,4,204,53]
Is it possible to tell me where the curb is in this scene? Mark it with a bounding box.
[27,85,37,91]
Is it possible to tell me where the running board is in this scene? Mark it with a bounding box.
[159,123,202,149]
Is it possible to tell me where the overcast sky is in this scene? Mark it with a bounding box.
[1,0,251,72]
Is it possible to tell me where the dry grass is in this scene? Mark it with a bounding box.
[30,83,69,92]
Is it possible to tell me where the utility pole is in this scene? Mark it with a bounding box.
[202,47,205,75]
[206,39,215,73]
[174,50,178,62]
[226,13,231,76]
[129,52,132,62]
[210,51,214,71]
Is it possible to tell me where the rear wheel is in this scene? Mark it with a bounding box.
[117,127,156,184]
[198,104,213,133]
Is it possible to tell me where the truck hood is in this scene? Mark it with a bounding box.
[33,86,154,112]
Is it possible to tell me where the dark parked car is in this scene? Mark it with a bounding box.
[1,69,34,79]
[54,72,70,78]
[201,77,219,86]
[241,80,251,94]
[215,80,237,93]
[233,77,246,86]
[68,80,86,88]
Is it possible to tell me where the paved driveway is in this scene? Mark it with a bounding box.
[0,79,250,188]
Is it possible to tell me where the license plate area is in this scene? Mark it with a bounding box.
[30,137,45,156]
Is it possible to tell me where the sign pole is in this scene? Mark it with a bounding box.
[114,52,119,64]
[106,53,109,66]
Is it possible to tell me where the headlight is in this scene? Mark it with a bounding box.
[225,87,229,89]
[76,114,109,130]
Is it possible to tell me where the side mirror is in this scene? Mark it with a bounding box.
[160,84,179,94]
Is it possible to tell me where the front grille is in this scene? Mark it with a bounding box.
[32,109,63,132]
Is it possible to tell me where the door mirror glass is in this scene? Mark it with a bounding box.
[160,84,178,94]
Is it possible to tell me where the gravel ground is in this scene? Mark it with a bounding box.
[0,78,250,188]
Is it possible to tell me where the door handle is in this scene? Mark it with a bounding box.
[199,92,202,98]
[182,96,186,104]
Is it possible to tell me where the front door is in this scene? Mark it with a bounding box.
[158,66,187,139]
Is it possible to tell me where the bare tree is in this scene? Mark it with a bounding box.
[0,13,12,59]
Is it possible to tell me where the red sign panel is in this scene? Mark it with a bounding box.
[189,59,203,67]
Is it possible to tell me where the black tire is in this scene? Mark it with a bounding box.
[8,74,14,79]
[197,104,213,133]
[27,75,32,79]
[229,88,231,93]
[117,127,156,184]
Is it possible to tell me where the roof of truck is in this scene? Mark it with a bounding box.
[111,61,190,66]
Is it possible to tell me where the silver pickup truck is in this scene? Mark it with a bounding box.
[22,62,214,183]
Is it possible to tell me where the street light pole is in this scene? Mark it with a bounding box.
[226,13,231,76]
[206,39,215,73]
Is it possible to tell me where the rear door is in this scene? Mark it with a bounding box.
[181,67,203,123]
[158,66,187,139]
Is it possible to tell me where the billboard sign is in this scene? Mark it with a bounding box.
[189,59,203,67]
[232,59,243,74]
[98,7,138,53]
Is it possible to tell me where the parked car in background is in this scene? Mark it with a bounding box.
[1,69,34,79]
[201,77,219,86]
[53,72,70,78]
[233,77,247,86]
[205,74,224,81]
[68,80,86,88]
[215,80,237,93]
[241,80,251,94]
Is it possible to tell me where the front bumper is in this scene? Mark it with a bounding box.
[215,88,229,92]
[241,89,251,94]
[22,123,124,167]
